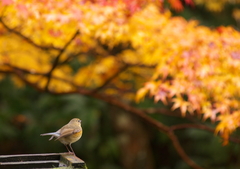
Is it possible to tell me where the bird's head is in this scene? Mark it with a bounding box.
[69,118,81,126]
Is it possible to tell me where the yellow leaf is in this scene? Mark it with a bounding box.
[172,96,189,116]
[135,87,148,103]
[206,1,223,12]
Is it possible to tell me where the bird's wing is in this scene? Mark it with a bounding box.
[55,128,81,141]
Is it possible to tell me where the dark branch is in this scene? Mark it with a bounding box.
[91,64,128,94]
[2,64,46,75]
[2,65,220,169]
[91,95,203,169]
[167,131,204,169]
[170,123,214,132]
[60,51,84,65]
[170,123,240,144]
[144,108,201,123]
[45,30,79,91]
[12,68,45,92]
[0,17,61,51]
[119,60,157,68]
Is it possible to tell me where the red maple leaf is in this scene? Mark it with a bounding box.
[184,0,194,6]
[168,0,183,11]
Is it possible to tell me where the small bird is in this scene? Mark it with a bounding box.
[40,118,82,155]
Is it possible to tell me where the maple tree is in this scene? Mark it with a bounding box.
[1,0,240,168]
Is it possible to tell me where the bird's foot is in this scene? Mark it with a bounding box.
[68,151,75,155]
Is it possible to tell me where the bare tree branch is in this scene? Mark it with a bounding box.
[170,123,240,144]
[60,51,84,65]
[45,30,79,91]
[5,66,240,146]
[1,64,47,75]
[144,107,202,123]
[167,131,204,169]
[8,66,202,168]
[91,64,128,94]
[91,94,203,169]
[0,17,61,51]
[170,123,214,132]
[12,68,45,92]
[119,60,157,68]
[7,64,240,168]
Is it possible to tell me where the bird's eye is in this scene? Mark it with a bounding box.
[78,120,81,123]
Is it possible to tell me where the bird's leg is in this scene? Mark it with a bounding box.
[69,144,75,155]
[65,144,72,153]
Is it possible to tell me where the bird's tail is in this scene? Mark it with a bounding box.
[40,132,59,141]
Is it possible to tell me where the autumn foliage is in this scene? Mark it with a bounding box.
[1,0,240,168]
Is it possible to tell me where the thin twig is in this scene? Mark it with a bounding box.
[60,51,84,64]
[119,60,157,68]
[2,64,47,75]
[45,30,79,91]
[91,64,128,94]
[170,123,214,132]
[144,108,200,123]
[0,17,61,51]
[167,131,204,169]
[12,68,45,92]
[170,123,240,144]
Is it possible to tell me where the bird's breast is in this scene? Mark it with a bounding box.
[59,130,82,145]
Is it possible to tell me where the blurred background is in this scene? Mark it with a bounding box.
[1,1,240,169]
